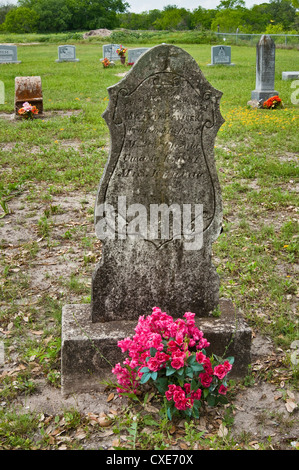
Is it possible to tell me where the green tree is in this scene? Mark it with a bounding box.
[211,8,245,32]
[18,0,128,32]
[1,6,39,32]
[153,5,192,30]
[267,0,297,30]
[0,3,16,25]
[216,0,245,9]
[191,7,216,30]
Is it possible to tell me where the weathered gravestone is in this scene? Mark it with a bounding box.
[251,35,278,102]
[15,76,43,116]
[127,47,149,64]
[0,45,21,64]
[56,45,79,62]
[61,44,251,395]
[102,44,121,62]
[208,45,234,66]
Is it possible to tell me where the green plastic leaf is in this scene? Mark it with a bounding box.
[151,371,158,381]
[226,356,235,365]
[192,363,204,372]
[140,372,151,384]
[150,347,157,357]
[140,366,150,374]
[166,366,176,377]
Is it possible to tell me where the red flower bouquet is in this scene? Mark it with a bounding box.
[112,307,234,419]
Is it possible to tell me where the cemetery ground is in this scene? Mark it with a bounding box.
[0,42,298,451]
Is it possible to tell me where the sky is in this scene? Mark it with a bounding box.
[126,1,269,13]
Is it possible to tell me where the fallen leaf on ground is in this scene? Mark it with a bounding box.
[98,416,113,427]
[218,423,228,438]
[285,399,297,413]
[107,392,114,402]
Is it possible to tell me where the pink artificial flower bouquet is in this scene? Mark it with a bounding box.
[112,307,234,419]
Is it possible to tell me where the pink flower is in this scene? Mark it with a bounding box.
[195,351,206,364]
[147,357,161,372]
[218,385,227,395]
[170,350,186,369]
[214,364,228,380]
[171,356,185,369]
[223,360,232,373]
[184,383,191,394]
[199,372,213,388]
[165,384,177,401]
[191,388,202,400]
[203,357,213,375]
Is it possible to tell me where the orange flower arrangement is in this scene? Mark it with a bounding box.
[18,102,39,119]
[101,57,111,68]
[263,95,283,109]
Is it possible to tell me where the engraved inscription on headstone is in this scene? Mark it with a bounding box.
[92,44,224,322]
[251,35,278,101]
[56,45,79,62]
[208,45,234,66]
[0,45,21,64]
[102,44,121,61]
[127,48,149,64]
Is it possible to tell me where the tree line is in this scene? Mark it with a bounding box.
[0,0,298,34]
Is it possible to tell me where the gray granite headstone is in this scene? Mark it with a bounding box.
[0,45,21,64]
[92,44,224,322]
[282,71,299,80]
[102,44,121,61]
[251,35,278,101]
[127,47,149,64]
[56,45,79,62]
[208,45,234,66]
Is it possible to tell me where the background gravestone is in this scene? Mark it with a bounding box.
[61,44,252,395]
[127,47,149,64]
[208,45,234,66]
[251,35,278,102]
[282,71,299,80]
[56,45,79,62]
[0,80,4,104]
[102,44,120,61]
[0,45,21,64]
[15,76,43,116]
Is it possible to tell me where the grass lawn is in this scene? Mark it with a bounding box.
[0,42,298,450]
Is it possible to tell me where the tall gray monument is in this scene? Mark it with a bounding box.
[251,35,278,102]
[61,45,251,395]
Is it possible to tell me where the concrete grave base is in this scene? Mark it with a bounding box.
[61,298,252,396]
[0,61,21,64]
[251,90,279,101]
[55,59,80,62]
[207,63,235,66]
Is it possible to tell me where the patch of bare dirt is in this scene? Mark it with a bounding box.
[1,185,298,450]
